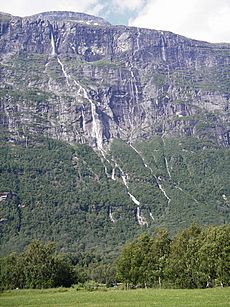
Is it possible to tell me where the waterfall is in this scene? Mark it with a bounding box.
[149,212,154,221]
[128,192,140,206]
[137,207,148,226]
[136,30,140,53]
[158,182,171,204]
[121,174,128,188]
[114,161,147,226]
[130,66,139,104]
[109,206,116,223]
[103,164,109,178]
[161,34,166,62]
[162,137,172,179]
[164,157,172,179]
[130,143,171,206]
[57,58,70,85]
[111,168,116,181]
[90,101,103,150]
[50,30,56,56]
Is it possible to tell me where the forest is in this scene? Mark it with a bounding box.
[1,136,229,258]
[1,224,229,290]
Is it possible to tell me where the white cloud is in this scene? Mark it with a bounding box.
[129,0,230,43]
[1,0,229,42]
[0,0,102,17]
[112,0,145,12]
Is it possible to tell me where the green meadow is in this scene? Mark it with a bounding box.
[1,287,230,307]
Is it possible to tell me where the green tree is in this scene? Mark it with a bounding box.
[144,229,171,287]
[165,223,203,288]
[116,233,151,288]
[22,240,57,288]
[197,225,230,287]
[53,255,75,287]
[0,252,24,289]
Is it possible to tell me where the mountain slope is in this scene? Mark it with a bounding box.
[0,11,229,256]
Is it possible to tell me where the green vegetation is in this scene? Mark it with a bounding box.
[1,287,230,307]
[1,240,75,289]
[1,224,229,291]
[0,139,140,258]
[117,224,230,289]
[0,136,229,258]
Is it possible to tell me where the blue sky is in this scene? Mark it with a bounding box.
[0,0,229,43]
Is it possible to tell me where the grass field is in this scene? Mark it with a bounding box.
[1,287,230,307]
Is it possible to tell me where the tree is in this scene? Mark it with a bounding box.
[163,223,203,288]
[22,240,57,288]
[197,225,230,287]
[0,252,24,289]
[1,240,76,289]
[144,229,171,287]
[116,233,151,288]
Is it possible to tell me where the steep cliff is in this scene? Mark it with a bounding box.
[0,11,229,149]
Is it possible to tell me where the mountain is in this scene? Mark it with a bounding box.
[0,11,229,257]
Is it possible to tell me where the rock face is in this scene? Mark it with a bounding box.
[0,11,230,148]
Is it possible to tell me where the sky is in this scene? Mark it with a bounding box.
[0,0,229,43]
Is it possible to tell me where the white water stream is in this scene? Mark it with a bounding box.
[90,101,103,150]
[111,168,116,181]
[49,30,103,151]
[162,137,172,179]
[129,143,172,207]
[110,158,147,226]
[109,206,116,223]
[57,58,70,85]
[149,212,154,221]
[161,34,166,62]
[50,30,56,56]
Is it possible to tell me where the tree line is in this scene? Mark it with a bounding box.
[1,224,229,290]
[116,224,230,289]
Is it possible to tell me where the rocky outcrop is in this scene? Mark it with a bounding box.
[0,11,229,148]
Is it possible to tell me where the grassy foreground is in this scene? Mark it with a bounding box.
[1,287,230,307]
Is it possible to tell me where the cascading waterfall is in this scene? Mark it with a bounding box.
[164,156,172,179]
[90,101,103,150]
[48,30,104,150]
[161,34,167,62]
[49,29,70,85]
[103,164,109,178]
[73,80,103,150]
[162,137,172,179]
[128,192,140,206]
[149,212,154,221]
[109,206,116,223]
[129,143,172,207]
[112,160,147,226]
[136,207,148,226]
[130,144,148,168]
[111,168,116,181]
[50,30,56,56]
[130,66,139,104]
[57,58,70,85]
[158,182,171,204]
[133,29,141,57]
[130,142,199,207]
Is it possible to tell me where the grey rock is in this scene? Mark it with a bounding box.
[0,11,229,148]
